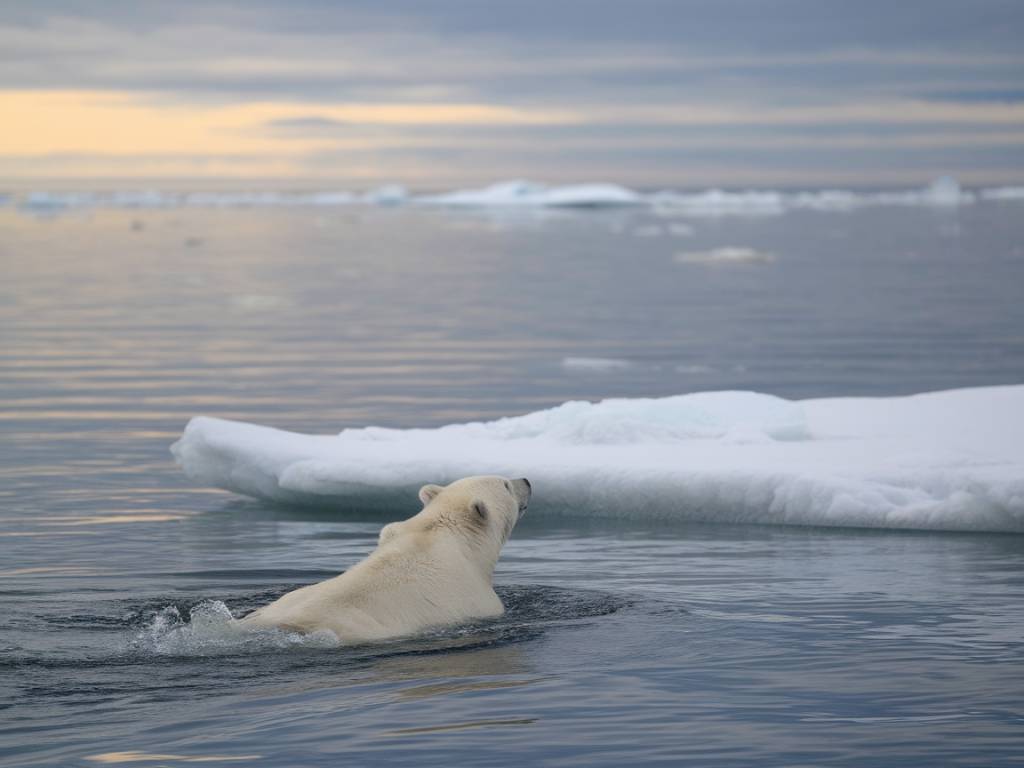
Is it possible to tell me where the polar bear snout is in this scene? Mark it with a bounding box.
[513,477,531,516]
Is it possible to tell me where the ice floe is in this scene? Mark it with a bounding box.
[650,177,976,217]
[363,184,408,206]
[9,177,1020,216]
[415,180,642,208]
[651,189,788,218]
[9,177,1024,218]
[16,189,360,211]
[171,385,1024,533]
[980,186,1024,201]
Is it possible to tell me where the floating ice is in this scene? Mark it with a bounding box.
[918,176,969,206]
[866,177,975,208]
[542,184,642,208]
[180,191,357,207]
[416,179,543,206]
[649,178,981,217]
[106,190,171,208]
[15,189,360,211]
[981,186,1024,201]
[416,180,643,208]
[19,191,98,211]
[171,386,1024,533]
[363,184,408,206]
[304,191,358,206]
[651,189,787,218]
[11,178,1021,215]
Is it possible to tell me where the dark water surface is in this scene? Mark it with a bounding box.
[2,203,1023,766]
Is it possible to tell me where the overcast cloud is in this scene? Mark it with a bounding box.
[2,0,1022,185]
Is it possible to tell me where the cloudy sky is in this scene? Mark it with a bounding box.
[2,0,1023,187]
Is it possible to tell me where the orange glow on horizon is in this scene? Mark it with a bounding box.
[0,89,575,174]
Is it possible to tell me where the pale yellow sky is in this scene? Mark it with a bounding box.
[1,89,581,179]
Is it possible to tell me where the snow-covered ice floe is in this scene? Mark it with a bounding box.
[172,386,1024,533]
[415,180,643,208]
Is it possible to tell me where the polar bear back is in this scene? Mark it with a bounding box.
[240,475,529,643]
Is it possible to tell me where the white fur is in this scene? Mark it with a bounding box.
[240,475,530,643]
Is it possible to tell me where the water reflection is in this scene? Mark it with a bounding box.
[3,205,1024,766]
[386,718,536,736]
[85,751,261,764]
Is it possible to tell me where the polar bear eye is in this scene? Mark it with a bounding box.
[472,501,488,520]
[503,481,512,494]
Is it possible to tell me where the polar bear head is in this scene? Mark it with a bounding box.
[378,475,531,569]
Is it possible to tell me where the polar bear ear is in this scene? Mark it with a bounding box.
[418,484,443,506]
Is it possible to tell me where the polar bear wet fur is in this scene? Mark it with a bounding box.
[241,476,531,643]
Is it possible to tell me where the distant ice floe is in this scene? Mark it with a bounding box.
[15,189,361,211]
[415,180,643,208]
[650,177,976,218]
[363,184,408,206]
[20,191,99,211]
[172,385,1024,533]
[652,189,788,218]
[674,247,775,265]
[9,176,1021,216]
[980,186,1024,201]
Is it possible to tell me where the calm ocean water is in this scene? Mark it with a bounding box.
[2,200,1023,766]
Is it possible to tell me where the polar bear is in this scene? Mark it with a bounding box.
[240,475,531,643]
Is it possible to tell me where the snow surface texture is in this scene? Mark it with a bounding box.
[13,177,1024,215]
[171,386,1024,533]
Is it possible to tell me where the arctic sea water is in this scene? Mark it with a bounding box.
[2,188,1024,766]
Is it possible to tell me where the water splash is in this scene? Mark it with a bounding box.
[124,586,626,658]
[129,600,340,656]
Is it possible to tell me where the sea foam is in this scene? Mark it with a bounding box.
[171,386,1024,533]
